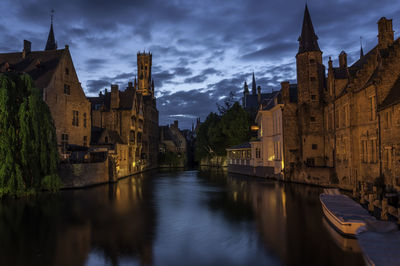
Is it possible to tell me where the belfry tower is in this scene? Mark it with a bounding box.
[137,51,153,96]
[296,4,326,167]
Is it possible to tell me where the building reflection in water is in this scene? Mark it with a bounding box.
[0,172,156,266]
[198,167,364,266]
[0,168,364,266]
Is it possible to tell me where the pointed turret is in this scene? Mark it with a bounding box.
[244,81,249,95]
[45,9,57,51]
[252,72,256,95]
[360,37,364,58]
[298,4,320,54]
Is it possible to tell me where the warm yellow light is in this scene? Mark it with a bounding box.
[251,125,260,131]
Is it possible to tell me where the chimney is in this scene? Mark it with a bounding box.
[281,81,290,104]
[339,51,347,69]
[173,120,178,128]
[22,40,31,59]
[110,84,119,109]
[257,86,262,104]
[328,56,333,70]
[378,17,394,49]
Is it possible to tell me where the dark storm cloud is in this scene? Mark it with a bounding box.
[184,68,223,84]
[2,0,400,128]
[158,89,218,128]
[173,67,192,77]
[241,42,297,61]
[86,80,110,94]
[85,58,107,70]
[86,72,135,94]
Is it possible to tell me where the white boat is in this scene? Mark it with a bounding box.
[357,220,400,266]
[322,217,361,253]
[320,188,375,236]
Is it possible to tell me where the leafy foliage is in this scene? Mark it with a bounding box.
[195,102,251,162]
[0,73,60,197]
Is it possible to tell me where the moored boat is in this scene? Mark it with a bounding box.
[320,188,375,236]
[357,220,400,266]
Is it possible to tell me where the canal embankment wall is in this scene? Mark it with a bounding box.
[59,158,158,189]
[200,156,228,168]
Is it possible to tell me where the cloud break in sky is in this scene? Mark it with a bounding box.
[1,0,400,128]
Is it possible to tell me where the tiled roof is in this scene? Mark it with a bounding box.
[333,68,348,79]
[227,142,251,150]
[0,49,65,89]
[261,91,281,110]
[90,126,124,145]
[119,88,135,109]
[348,46,377,78]
[380,75,400,110]
[244,92,278,110]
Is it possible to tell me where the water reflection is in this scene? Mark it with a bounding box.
[0,172,156,266]
[0,169,364,266]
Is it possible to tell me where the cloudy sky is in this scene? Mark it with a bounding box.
[1,0,400,128]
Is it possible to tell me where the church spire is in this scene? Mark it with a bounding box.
[360,37,364,58]
[298,4,320,54]
[45,9,57,51]
[244,81,249,95]
[252,72,256,95]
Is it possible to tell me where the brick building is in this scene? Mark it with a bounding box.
[159,121,188,167]
[282,5,400,192]
[88,52,159,175]
[0,20,91,156]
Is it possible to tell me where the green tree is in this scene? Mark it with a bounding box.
[194,102,251,162]
[0,73,60,197]
[220,102,251,147]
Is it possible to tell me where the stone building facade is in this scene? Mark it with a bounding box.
[159,121,188,167]
[88,52,159,175]
[282,5,400,193]
[0,21,91,156]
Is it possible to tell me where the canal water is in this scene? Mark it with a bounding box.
[0,168,365,266]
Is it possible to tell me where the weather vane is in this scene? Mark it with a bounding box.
[51,8,54,24]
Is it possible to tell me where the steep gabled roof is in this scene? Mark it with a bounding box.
[298,5,321,54]
[332,68,348,80]
[348,46,378,78]
[0,49,65,89]
[119,87,136,109]
[380,75,400,110]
